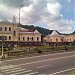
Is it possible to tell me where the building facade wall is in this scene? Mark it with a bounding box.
[0,23,18,41]
[44,30,75,43]
[64,35,75,42]
[44,36,64,42]
[49,36,64,42]
[44,35,75,43]
[0,22,41,43]
[19,33,41,42]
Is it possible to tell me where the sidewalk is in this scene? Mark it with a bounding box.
[0,50,74,61]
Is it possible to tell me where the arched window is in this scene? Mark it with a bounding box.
[61,39,63,42]
[65,39,66,42]
[14,31,16,36]
[27,37,29,41]
[9,36,11,40]
[18,37,20,41]
[32,37,33,41]
[70,38,71,41]
[9,27,11,31]
[4,36,7,40]
[5,27,7,31]
[50,39,52,42]
[56,38,58,42]
[0,27,2,31]
[23,37,25,41]
[37,37,39,41]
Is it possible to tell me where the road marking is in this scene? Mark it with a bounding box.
[1,51,75,62]
[49,68,75,75]
[10,70,32,75]
[6,68,26,74]
[0,65,17,70]
[1,55,74,71]
[24,71,38,75]
[2,67,21,72]
[37,65,51,69]
[15,55,75,67]
[0,65,36,75]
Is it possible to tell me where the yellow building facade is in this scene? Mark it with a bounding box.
[0,19,18,41]
[0,17,41,46]
[64,34,75,42]
[44,30,75,43]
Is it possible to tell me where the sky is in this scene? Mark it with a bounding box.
[0,0,74,33]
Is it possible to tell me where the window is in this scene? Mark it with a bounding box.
[0,27,2,31]
[32,37,33,41]
[65,39,66,42]
[56,38,58,42]
[14,31,16,36]
[23,37,25,40]
[18,37,20,41]
[9,36,11,40]
[37,37,39,41]
[0,36,2,40]
[61,39,63,42]
[27,37,29,41]
[4,36,7,40]
[5,27,7,31]
[9,27,11,31]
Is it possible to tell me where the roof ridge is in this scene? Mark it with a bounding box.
[0,19,10,23]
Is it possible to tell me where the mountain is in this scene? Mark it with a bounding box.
[72,31,75,34]
[21,25,53,36]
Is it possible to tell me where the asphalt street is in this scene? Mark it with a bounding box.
[0,51,75,75]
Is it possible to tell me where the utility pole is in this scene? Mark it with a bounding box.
[19,5,23,24]
[18,5,23,50]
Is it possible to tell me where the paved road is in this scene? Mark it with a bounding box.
[0,51,75,75]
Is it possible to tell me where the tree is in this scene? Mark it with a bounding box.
[21,25,53,36]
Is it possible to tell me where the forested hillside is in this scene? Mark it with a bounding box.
[21,25,53,35]
[21,25,74,35]
[72,31,75,34]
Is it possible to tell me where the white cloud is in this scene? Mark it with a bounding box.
[47,19,74,33]
[47,2,61,16]
[0,0,74,33]
[0,4,13,20]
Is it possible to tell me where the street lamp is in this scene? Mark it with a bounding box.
[18,5,23,49]
[19,5,23,24]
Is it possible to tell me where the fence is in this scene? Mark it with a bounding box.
[0,45,75,58]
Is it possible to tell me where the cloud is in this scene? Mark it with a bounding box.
[0,0,33,8]
[21,0,61,23]
[0,4,13,20]
[21,0,47,24]
[0,0,74,33]
[47,2,61,16]
[47,19,74,33]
